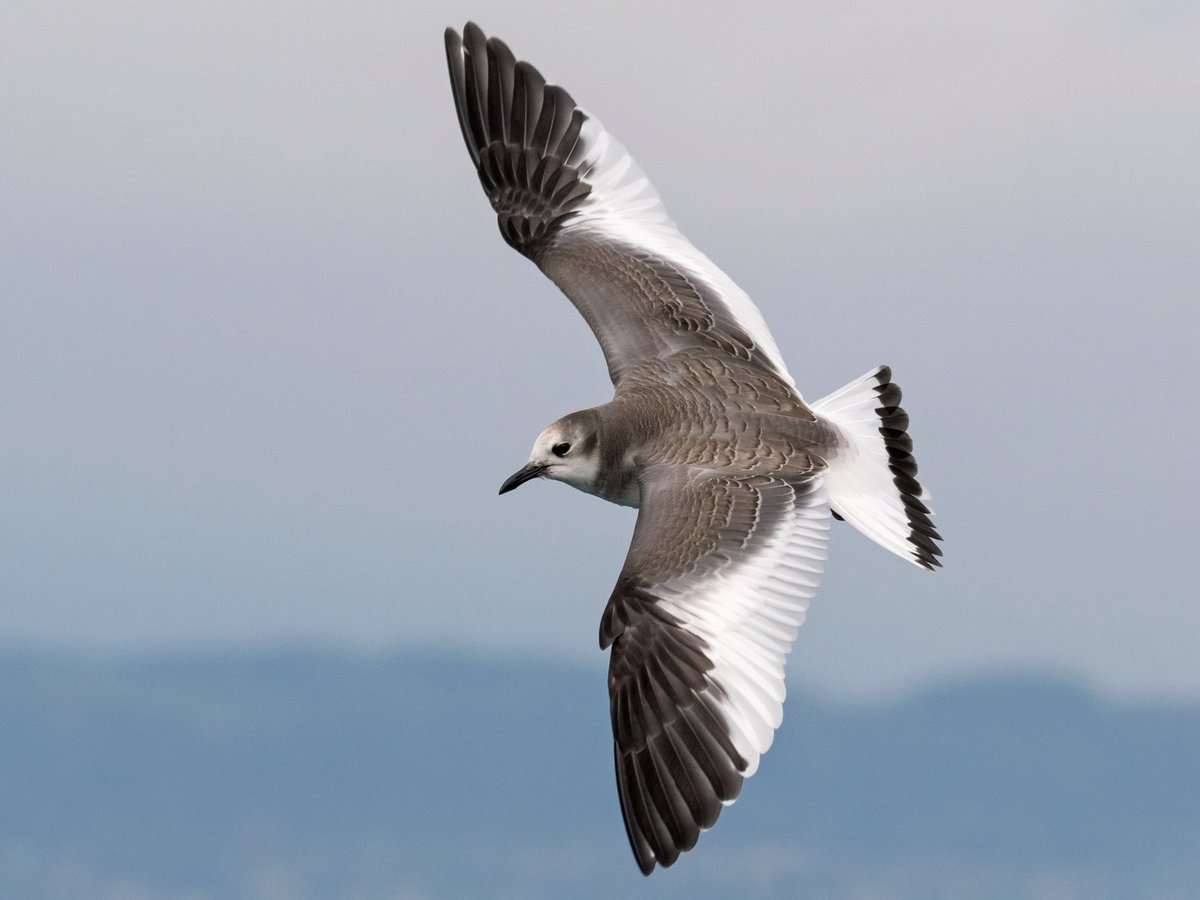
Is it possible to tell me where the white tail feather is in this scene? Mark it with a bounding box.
[812,366,942,570]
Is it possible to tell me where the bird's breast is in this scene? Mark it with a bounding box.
[599,477,641,508]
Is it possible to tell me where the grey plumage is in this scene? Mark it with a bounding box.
[443,23,943,875]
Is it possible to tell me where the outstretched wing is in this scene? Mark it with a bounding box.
[444,23,796,390]
[599,467,830,873]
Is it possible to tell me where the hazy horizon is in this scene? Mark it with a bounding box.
[4,649,1197,899]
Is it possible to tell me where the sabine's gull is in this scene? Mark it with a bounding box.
[443,22,943,875]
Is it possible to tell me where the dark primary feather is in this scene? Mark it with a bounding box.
[444,24,592,257]
[605,579,746,874]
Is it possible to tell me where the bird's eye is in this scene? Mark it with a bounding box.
[552,442,571,457]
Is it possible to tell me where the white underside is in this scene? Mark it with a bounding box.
[563,112,798,391]
[652,479,829,778]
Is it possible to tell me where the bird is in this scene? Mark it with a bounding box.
[442,22,943,875]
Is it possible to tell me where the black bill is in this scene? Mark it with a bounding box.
[499,463,546,495]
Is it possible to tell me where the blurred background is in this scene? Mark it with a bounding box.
[2,1,1197,897]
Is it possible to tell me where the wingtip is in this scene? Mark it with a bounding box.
[462,20,485,45]
[917,548,945,571]
[443,26,461,59]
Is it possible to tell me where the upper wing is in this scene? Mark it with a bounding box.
[599,467,830,874]
[444,23,796,390]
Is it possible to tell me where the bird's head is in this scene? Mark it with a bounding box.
[499,410,602,496]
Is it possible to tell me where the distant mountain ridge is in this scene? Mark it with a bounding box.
[1,649,1196,899]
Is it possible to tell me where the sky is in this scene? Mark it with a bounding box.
[2,0,1197,701]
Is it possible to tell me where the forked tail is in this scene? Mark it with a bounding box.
[812,366,943,570]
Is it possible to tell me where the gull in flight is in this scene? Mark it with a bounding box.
[443,22,943,874]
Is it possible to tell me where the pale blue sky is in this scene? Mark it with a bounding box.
[2,0,1197,700]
